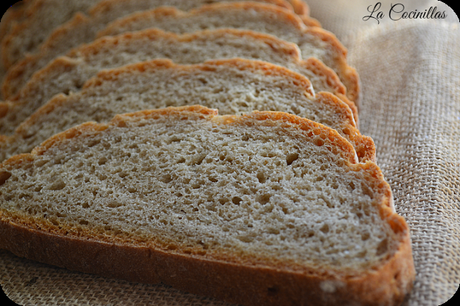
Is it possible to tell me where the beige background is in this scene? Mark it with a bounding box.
[1,1,459,305]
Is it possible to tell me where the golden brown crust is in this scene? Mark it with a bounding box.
[287,0,309,16]
[0,214,413,306]
[98,3,306,38]
[86,57,315,95]
[0,209,411,306]
[300,15,321,27]
[222,110,359,163]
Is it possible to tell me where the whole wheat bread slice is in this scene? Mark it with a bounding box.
[0,105,414,306]
[0,28,356,136]
[1,2,322,100]
[0,58,373,164]
[1,0,316,80]
[0,0,31,43]
[1,0,105,69]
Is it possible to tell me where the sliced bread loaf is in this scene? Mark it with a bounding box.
[0,0,31,43]
[0,59,373,164]
[1,0,105,68]
[1,0,316,77]
[0,105,415,306]
[2,2,322,100]
[97,3,359,103]
[0,28,355,136]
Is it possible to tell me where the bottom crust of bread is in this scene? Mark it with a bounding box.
[0,213,414,306]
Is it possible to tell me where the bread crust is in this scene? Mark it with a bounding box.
[0,0,309,72]
[96,3,358,104]
[3,58,373,162]
[2,2,348,101]
[0,107,414,306]
[0,214,414,306]
[286,0,309,16]
[0,28,355,137]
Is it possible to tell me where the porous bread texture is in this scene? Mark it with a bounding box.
[0,28,356,136]
[0,59,373,164]
[97,3,359,103]
[2,2,323,100]
[0,0,314,94]
[0,106,414,305]
[1,0,105,69]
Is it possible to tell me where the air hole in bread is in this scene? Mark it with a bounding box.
[127,187,137,193]
[219,198,227,205]
[257,194,271,205]
[257,172,266,183]
[314,138,324,146]
[34,159,48,167]
[361,183,374,198]
[232,197,242,205]
[348,182,355,191]
[290,105,300,115]
[238,234,255,243]
[361,232,370,241]
[286,153,299,165]
[118,172,129,178]
[191,154,207,166]
[0,171,12,186]
[160,174,172,184]
[320,224,330,234]
[376,239,389,256]
[107,201,124,209]
[192,181,202,189]
[48,180,66,191]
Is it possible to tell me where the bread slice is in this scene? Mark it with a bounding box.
[0,58,373,164]
[0,0,314,76]
[0,105,415,306]
[97,3,359,103]
[1,0,105,68]
[1,1,321,100]
[0,28,356,136]
[0,0,31,43]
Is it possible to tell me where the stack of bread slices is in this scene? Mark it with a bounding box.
[0,1,415,305]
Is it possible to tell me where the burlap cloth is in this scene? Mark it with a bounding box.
[1,0,459,305]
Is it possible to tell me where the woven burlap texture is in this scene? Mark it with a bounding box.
[1,1,459,305]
